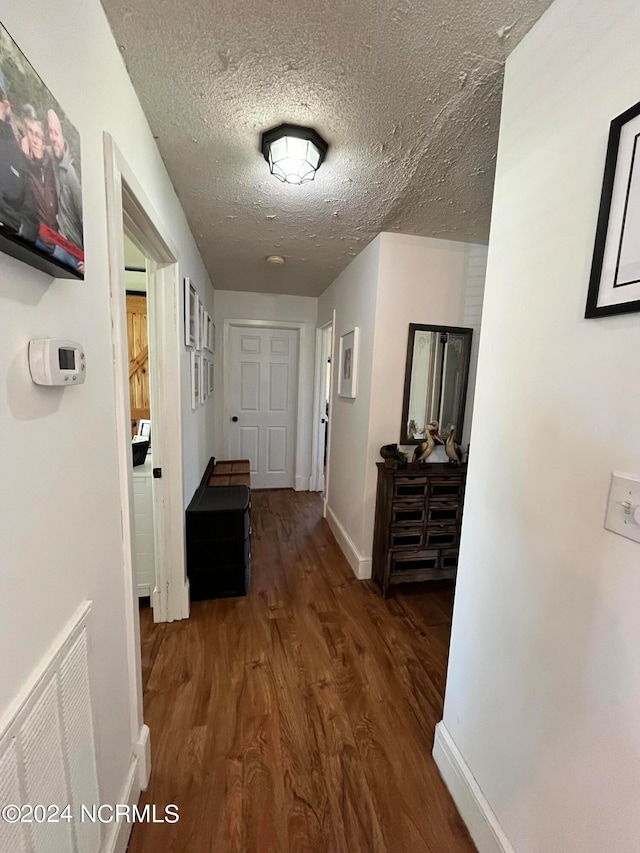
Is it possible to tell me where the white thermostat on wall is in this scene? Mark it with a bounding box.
[28,338,86,386]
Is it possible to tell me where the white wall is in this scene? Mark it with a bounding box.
[213,289,317,491]
[319,232,486,578]
[441,1,640,851]
[318,236,382,575]
[0,0,212,818]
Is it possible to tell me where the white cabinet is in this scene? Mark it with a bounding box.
[132,455,155,597]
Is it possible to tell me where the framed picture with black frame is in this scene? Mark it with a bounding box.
[586,99,640,318]
[0,23,84,279]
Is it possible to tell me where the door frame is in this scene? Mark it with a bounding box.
[223,317,309,490]
[104,133,189,788]
[310,315,334,494]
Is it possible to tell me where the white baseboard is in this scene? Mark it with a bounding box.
[295,475,311,491]
[101,754,141,853]
[134,724,151,790]
[433,722,515,853]
[180,578,190,619]
[325,505,372,579]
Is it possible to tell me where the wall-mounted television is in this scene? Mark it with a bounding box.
[0,23,84,280]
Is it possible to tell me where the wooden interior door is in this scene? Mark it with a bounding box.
[126,294,150,436]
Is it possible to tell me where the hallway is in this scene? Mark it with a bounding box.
[130,490,475,852]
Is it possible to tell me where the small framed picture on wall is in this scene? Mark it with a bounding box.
[586,99,640,317]
[184,278,198,348]
[191,351,200,409]
[198,300,205,352]
[338,327,359,399]
[207,360,214,396]
[201,358,209,402]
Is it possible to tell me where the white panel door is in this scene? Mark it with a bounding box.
[228,326,298,488]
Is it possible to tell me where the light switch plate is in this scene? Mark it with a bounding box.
[604,472,640,544]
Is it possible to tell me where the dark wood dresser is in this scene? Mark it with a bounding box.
[372,462,467,597]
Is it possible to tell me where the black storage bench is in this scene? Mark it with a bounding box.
[185,458,251,600]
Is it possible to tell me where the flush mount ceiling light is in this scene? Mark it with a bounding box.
[260,123,328,185]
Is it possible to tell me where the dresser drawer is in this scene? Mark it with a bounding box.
[424,526,459,548]
[390,503,426,526]
[426,502,460,525]
[429,477,464,501]
[390,549,439,573]
[389,527,424,550]
[440,548,459,570]
[393,477,428,501]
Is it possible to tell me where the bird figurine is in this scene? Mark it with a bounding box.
[412,421,444,463]
[445,425,463,464]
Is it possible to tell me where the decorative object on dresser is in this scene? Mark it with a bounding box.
[379,443,408,467]
[372,462,466,597]
[401,324,472,445]
[444,424,463,464]
[412,420,444,462]
[185,457,251,600]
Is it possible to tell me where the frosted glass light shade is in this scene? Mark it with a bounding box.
[261,124,328,185]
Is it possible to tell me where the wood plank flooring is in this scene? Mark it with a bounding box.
[130,490,475,853]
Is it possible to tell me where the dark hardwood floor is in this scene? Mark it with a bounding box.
[130,490,474,853]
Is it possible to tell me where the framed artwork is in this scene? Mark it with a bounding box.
[203,311,210,351]
[207,360,214,396]
[201,357,208,402]
[184,278,198,347]
[338,327,359,399]
[205,314,215,352]
[586,99,640,317]
[190,351,200,410]
[197,298,205,352]
[0,23,84,279]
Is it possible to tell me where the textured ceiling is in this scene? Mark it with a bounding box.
[101,0,553,296]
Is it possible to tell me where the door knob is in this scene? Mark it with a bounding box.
[232,416,238,422]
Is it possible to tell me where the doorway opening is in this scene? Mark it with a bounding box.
[123,234,158,624]
[311,315,334,501]
[104,133,188,794]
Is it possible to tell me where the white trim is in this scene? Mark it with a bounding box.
[295,475,311,491]
[325,505,372,579]
[133,723,151,790]
[223,317,310,490]
[180,578,191,619]
[100,754,141,853]
[103,133,189,795]
[432,722,516,853]
[310,327,323,493]
[104,131,188,618]
[311,317,334,494]
[323,311,337,517]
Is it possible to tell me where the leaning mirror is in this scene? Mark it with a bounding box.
[400,324,473,445]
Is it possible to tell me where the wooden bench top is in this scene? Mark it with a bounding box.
[206,459,251,488]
